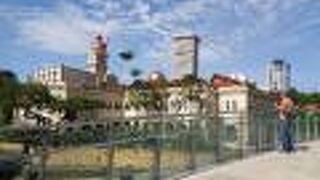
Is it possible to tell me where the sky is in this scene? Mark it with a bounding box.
[0,0,319,91]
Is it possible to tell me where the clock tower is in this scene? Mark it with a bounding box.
[87,35,108,87]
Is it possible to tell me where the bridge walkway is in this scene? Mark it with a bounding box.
[182,141,320,180]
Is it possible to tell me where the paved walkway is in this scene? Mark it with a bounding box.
[183,141,320,180]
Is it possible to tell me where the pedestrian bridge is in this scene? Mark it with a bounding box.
[1,112,319,179]
[182,141,320,180]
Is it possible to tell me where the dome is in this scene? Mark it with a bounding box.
[92,34,107,49]
[149,71,165,81]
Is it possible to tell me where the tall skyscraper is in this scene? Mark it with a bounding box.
[266,60,291,93]
[87,35,108,87]
[171,34,200,79]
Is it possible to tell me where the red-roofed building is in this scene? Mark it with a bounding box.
[301,103,320,114]
[210,73,277,148]
[211,74,243,89]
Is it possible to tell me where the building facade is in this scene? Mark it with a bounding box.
[31,35,124,122]
[171,34,200,79]
[87,35,108,88]
[212,74,277,149]
[167,80,214,116]
[122,73,215,118]
[33,64,96,99]
[266,60,291,93]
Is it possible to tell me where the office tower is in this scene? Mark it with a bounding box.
[266,60,291,93]
[171,34,200,79]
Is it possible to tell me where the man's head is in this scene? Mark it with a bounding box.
[281,96,294,108]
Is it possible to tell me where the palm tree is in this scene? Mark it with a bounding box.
[119,50,134,62]
[130,68,142,78]
[118,48,144,113]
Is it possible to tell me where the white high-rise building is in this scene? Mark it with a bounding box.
[171,34,200,79]
[266,60,291,93]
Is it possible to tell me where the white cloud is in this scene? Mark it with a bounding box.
[13,0,220,55]
[0,5,45,19]
[16,5,93,55]
[14,2,127,55]
[10,0,315,62]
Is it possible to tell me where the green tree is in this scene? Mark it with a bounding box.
[59,97,105,121]
[0,70,19,125]
[0,71,62,125]
[17,83,55,111]
[126,76,168,112]
[287,88,320,105]
[180,74,199,100]
[148,75,168,111]
[287,88,300,103]
[127,79,150,109]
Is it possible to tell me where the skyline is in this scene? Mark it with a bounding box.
[0,0,320,91]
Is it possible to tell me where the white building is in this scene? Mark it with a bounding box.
[266,60,291,93]
[167,80,214,116]
[123,73,214,118]
[29,35,124,122]
[33,64,96,99]
[212,74,277,148]
[33,35,110,99]
[171,34,200,79]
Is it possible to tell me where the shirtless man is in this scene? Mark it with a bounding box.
[275,95,295,152]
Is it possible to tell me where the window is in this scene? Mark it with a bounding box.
[226,100,230,112]
[232,100,237,112]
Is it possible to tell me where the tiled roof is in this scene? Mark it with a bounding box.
[301,103,320,113]
[211,74,243,89]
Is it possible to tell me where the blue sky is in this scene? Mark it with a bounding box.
[0,0,319,91]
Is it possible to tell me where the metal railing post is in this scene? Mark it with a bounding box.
[310,116,314,141]
[106,122,115,180]
[212,92,222,163]
[315,118,320,139]
[306,116,311,141]
[214,116,223,163]
[260,112,265,151]
[238,111,245,159]
[314,117,318,140]
[187,119,196,171]
[294,118,300,143]
[259,115,263,152]
[106,145,115,180]
[273,115,278,150]
[38,123,50,180]
[39,146,48,180]
[255,116,261,153]
[317,120,320,139]
[152,138,161,180]
[151,121,161,180]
